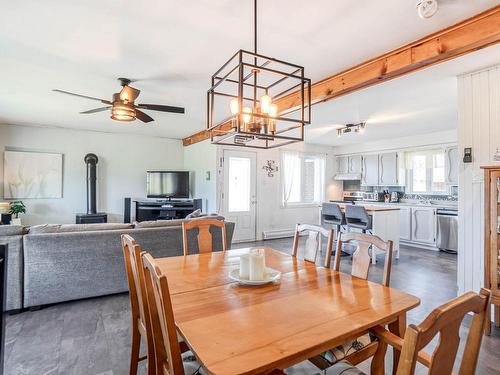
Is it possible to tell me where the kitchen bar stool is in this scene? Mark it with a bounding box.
[345,205,379,264]
[322,203,346,238]
[322,203,349,257]
[345,205,372,233]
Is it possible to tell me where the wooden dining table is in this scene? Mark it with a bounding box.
[155,247,420,375]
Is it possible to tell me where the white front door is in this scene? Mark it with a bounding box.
[222,150,257,242]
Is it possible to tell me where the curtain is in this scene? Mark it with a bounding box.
[282,151,300,206]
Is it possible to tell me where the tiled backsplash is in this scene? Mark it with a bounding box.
[342,181,458,201]
[403,193,457,202]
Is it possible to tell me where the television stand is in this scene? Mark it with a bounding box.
[129,198,202,222]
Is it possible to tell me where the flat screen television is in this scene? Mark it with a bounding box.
[146,171,190,199]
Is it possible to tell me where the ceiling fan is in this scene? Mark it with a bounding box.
[53,78,185,123]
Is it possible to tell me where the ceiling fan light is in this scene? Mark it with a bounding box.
[111,104,136,122]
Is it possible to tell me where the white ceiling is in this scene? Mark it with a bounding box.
[0,0,498,140]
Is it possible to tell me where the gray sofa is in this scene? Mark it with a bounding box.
[0,225,25,311]
[1,218,234,310]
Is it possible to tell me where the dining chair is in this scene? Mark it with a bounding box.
[142,252,202,375]
[327,289,492,375]
[309,232,393,371]
[292,223,334,266]
[182,218,227,256]
[121,234,156,375]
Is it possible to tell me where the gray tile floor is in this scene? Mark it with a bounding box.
[4,238,500,375]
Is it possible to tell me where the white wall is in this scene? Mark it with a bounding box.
[332,129,457,156]
[216,142,340,241]
[457,64,500,295]
[0,124,184,225]
[183,140,217,213]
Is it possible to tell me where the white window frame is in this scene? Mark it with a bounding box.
[406,149,447,195]
[280,150,326,207]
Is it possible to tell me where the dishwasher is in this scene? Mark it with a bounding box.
[436,208,458,254]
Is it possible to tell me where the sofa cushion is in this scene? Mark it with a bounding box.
[191,214,225,221]
[28,223,133,234]
[0,225,25,236]
[133,219,186,228]
[185,209,202,219]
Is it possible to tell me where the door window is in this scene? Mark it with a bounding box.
[227,157,251,212]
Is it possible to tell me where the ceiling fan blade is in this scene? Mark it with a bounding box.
[137,104,185,114]
[135,109,154,123]
[119,85,140,102]
[80,106,111,114]
[53,89,111,104]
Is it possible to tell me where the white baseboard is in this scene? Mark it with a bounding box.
[262,229,295,240]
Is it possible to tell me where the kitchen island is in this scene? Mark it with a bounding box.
[320,203,400,264]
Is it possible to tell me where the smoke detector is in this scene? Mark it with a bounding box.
[417,0,439,19]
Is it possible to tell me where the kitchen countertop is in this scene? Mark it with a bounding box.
[334,203,400,212]
[327,200,458,210]
[358,201,458,210]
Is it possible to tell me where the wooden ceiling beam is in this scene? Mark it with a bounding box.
[183,6,500,147]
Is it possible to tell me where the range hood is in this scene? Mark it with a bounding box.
[334,173,362,181]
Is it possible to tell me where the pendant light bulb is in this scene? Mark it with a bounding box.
[260,95,272,114]
[269,103,278,118]
[242,107,252,124]
[230,98,239,115]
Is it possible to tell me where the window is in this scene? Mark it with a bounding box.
[406,149,446,194]
[227,157,251,212]
[281,151,325,206]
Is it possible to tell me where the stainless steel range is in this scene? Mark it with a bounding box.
[330,191,364,204]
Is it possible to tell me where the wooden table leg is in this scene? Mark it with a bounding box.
[388,313,407,375]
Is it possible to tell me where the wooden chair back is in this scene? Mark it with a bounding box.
[333,232,393,286]
[292,223,334,266]
[121,234,155,373]
[142,253,185,375]
[371,289,491,375]
[182,218,227,256]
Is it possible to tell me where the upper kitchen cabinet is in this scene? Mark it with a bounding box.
[348,155,362,174]
[445,146,459,186]
[336,155,349,174]
[378,152,405,186]
[335,155,362,179]
[361,154,379,185]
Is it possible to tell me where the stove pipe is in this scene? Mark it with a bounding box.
[84,153,98,215]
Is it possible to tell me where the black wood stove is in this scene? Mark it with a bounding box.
[76,153,107,224]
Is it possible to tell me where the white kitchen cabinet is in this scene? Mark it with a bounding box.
[379,152,405,186]
[336,156,349,174]
[412,207,436,245]
[399,207,412,241]
[349,155,362,174]
[361,154,379,186]
[445,146,459,185]
[379,152,398,185]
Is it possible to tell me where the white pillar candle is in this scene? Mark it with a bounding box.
[239,254,250,279]
[249,249,266,281]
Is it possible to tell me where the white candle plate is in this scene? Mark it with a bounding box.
[228,267,281,285]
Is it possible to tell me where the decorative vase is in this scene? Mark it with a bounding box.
[11,218,21,226]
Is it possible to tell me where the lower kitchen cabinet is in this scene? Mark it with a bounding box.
[399,207,412,241]
[411,207,437,245]
[397,206,437,247]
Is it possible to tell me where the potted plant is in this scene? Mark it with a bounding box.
[9,201,26,225]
